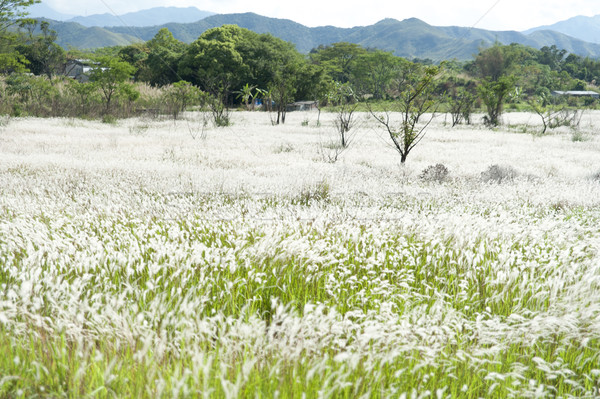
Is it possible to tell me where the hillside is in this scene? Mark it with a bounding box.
[524,15,600,44]
[67,7,215,28]
[41,20,142,49]
[45,12,600,60]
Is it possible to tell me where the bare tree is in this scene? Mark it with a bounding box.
[331,82,359,148]
[370,64,440,163]
[529,94,581,135]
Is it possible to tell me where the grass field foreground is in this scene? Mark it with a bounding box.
[0,111,600,397]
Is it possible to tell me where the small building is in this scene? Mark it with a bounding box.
[551,90,600,99]
[287,101,319,112]
[64,59,98,83]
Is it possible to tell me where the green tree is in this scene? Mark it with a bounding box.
[475,44,520,126]
[0,0,39,31]
[144,28,186,86]
[310,42,366,84]
[352,49,400,99]
[89,56,135,114]
[445,77,477,127]
[235,83,257,110]
[66,79,100,117]
[478,75,516,127]
[301,64,331,125]
[0,33,28,73]
[179,25,250,102]
[118,43,149,81]
[179,25,306,122]
[269,59,300,125]
[0,1,39,73]
[537,45,567,71]
[16,20,65,77]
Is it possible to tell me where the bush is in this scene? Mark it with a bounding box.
[419,164,449,183]
[571,130,589,142]
[0,74,203,121]
[481,164,517,183]
[294,180,331,206]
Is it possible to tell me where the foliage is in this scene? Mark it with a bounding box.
[89,56,136,114]
[65,78,100,117]
[310,42,366,84]
[479,75,516,127]
[268,51,304,125]
[142,28,185,86]
[473,44,524,127]
[177,25,308,123]
[0,0,39,31]
[161,80,203,120]
[352,50,401,100]
[443,76,477,126]
[0,73,200,120]
[15,19,65,78]
[3,22,600,129]
[235,83,257,110]
[207,92,231,127]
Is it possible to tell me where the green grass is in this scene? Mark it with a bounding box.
[1,177,600,397]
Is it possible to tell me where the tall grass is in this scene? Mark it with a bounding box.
[0,112,599,397]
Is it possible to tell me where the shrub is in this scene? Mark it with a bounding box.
[294,180,330,206]
[571,130,588,142]
[161,81,202,120]
[419,164,449,183]
[481,164,517,184]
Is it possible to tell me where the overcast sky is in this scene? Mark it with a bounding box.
[43,0,600,31]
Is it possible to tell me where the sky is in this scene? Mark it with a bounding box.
[42,0,600,31]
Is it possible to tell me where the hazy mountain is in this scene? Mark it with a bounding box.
[524,15,600,44]
[38,10,600,59]
[27,2,75,21]
[66,7,215,28]
[103,13,600,60]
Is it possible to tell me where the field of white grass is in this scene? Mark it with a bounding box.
[1,111,600,397]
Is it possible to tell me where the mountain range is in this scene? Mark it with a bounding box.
[24,5,600,61]
[524,15,600,44]
[27,3,215,27]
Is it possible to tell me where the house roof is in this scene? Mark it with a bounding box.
[552,90,600,97]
